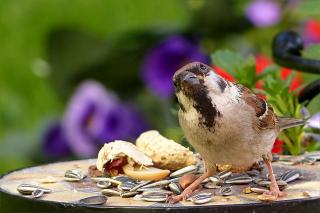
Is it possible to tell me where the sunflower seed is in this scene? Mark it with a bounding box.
[220,186,232,196]
[118,183,136,191]
[141,180,171,188]
[217,171,232,179]
[209,176,223,184]
[17,184,51,195]
[204,182,221,189]
[300,157,317,165]
[101,189,121,196]
[32,189,44,199]
[133,194,143,201]
[141,195,168,202]
[168,182,182,194]
[187,192,212,201]
[170,165,198,178]
[272,154,280,162]
[250,187,268,194]
[114,176,137,185]
[225,176,252,184]
[79,195,107,205]
[121,191,139,198]
[97,181,111,189]
[253,177,265,184]
[246,170,260,177]
[137,187,164,192]
[276,180,288,190]
[190,193,213,204]
[142,189,173,196]
[91,177,121,185]
[304,153,320,161]
[130,180,152,192]
[281,170,301,183]
[257,180,271,187]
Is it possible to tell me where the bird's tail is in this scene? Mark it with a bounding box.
[277,117,306,131]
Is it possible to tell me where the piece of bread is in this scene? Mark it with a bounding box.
[96,140,153,172]
[136,130,197,171]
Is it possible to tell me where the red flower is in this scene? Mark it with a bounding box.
[272,139,283,154]
[255,55,271,74]
[280,68,303,91]
[212,66,235,82]
[304,20,320,44]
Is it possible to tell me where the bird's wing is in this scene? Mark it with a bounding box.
[236,83,278,130]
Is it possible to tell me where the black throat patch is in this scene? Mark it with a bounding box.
[185,80,221,130]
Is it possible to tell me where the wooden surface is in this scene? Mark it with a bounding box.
[1,155,320,213]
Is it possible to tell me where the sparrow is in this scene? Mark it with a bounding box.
[170,62,305,203]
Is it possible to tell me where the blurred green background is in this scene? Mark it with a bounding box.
[1,0,320,174]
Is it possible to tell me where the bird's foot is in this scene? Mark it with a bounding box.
[258,182,286,201]
[167,188,194,203]
[264,187,286,198]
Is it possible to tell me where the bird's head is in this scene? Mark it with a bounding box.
[172,62,227,128]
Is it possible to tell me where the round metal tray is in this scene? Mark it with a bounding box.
[1,157,320,213]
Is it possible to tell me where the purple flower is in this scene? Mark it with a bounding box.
[245,0,281,27]
[307,113,320,129]
[142,36,209,98]
[42,122,71,158]
[43,81,149,158]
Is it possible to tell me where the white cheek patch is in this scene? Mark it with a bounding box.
[203,72,220,94]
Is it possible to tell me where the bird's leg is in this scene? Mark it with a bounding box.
[168,163,216,203]
[262,154,285,199]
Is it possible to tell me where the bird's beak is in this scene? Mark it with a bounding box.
[181,72,200,86]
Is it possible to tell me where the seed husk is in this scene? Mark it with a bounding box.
[17,184,51,195]
[170,165,198,178]
[281,170,301,183]
[225,176,252,184]
[168,182,182,194]
[64,169,85,182]
[32,189,44,199]
[141,195,168,202]
[141,180,171,188]
[97,181,111,189]
[79,195,107,205]
[142,189,173,196]
[101,189,121,196]
[257,180,271,187]
[121,191,139,198]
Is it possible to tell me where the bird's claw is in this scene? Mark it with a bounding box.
[263,189,286,198]
[166,188,194,203]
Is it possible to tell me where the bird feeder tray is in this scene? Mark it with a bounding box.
[1,154,320,213]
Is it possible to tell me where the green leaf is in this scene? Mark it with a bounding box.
[303,44,320,59]
[211,49,257,88]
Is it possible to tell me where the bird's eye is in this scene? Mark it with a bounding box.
[199,64,207,71]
